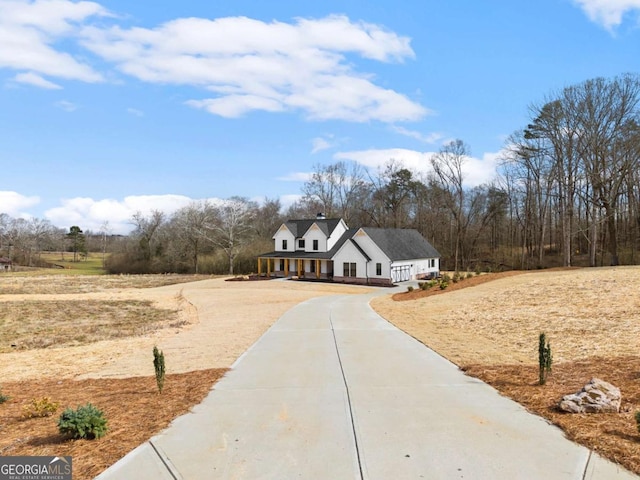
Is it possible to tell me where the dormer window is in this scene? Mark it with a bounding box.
[313,240,319,251]
[282,239,288,250]
[298,239,305,249]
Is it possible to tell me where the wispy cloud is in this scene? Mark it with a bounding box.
[55,100,78,112]
[277,172,312,182]
[572,0,640,30]
[81,15,427,122]
[311,136,333,154]
[127,107,144,117]
[12,72,62,89]
[391,126,443,144]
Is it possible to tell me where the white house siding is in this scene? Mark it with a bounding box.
[273,227,296,253]
[303,225,328,253]
[391,258,439,282]
[331,241,371,285]
[326,220,348,250]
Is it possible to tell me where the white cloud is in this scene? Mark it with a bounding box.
[80,15,427,122]
[126,107,144,117]
[44,194,203,234]
[391,126,443,144]
[12,71,61,89]
[278,194,302,210]
[55,100,77,111]
[277,172,312,182]
[573,0,640,30]
[334,148,502,187]
[335,148,435,172]
[0,0,107,82]
[311,137,332,154]
[0,190,40,216]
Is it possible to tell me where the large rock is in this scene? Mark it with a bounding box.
[558,378,621,414]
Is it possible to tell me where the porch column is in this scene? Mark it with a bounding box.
[267,258,271,277]
[257,258,262,275]
[316,259,320,279]
[284,258,289,276]
[298,259,302,277]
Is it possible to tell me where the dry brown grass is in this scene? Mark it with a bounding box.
[0,274,214,295]
[0,300,179,353]
[372,266,640,476]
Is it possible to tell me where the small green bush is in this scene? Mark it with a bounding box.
[0,387,9,404]
[452,272,460,283]
[407,285,414,292]
[466,272,473,279]
[442,273,451,283]
[635,411,640,434]
[417,282,425,290]
[58,403,108,440]
[439,282,449,290]
[22,397,60,418]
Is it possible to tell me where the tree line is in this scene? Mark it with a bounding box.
[1,73,638,274]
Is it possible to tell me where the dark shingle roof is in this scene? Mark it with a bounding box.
[283,218,343,238]
[360,228,440,261]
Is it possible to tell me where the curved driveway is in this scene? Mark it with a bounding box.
[97,288,638,479]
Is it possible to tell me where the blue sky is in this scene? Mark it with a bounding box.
[1,0,639,234]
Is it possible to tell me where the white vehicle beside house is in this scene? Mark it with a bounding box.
[257,215,440,285]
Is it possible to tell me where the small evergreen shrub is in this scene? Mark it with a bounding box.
[407,286,414,292]
[22,397,60,418]
[418,282,425,290]
[153,345,166,393]
[442,273,451,283]
[635,411,640,434]
[58,403,108,439]
[0,387,9,404]
[439,282,448,290]
[466,272,473,280]
[538,333,553,385]
[452,272,460,283]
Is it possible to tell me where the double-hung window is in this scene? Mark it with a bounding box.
[343,262,357,277]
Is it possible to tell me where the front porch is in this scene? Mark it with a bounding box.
[256,257,334,280]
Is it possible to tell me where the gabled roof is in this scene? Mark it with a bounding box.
[282,218,343,238]
[360,228,440,261]
[261,227,356,259]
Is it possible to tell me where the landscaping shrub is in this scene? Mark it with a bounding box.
[153,345,166,394]
[635,411,640,434]
[452,272,461,283]
[442,273,451,283]
[407,286,414,293]
[538,333,553,385]
[439,281,449,290]
[58,403,108,440]
[0,387,8,404]
[22,397,60,418]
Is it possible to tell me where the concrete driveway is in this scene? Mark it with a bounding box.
[97,288,638,479]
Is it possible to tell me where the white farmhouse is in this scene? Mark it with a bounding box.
[257,216,440,285]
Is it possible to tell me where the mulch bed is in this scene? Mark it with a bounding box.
[463,357,640,475]
[392,271,528,301]
[0,369,227,480]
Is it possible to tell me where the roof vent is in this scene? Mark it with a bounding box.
[316,213,326,219]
